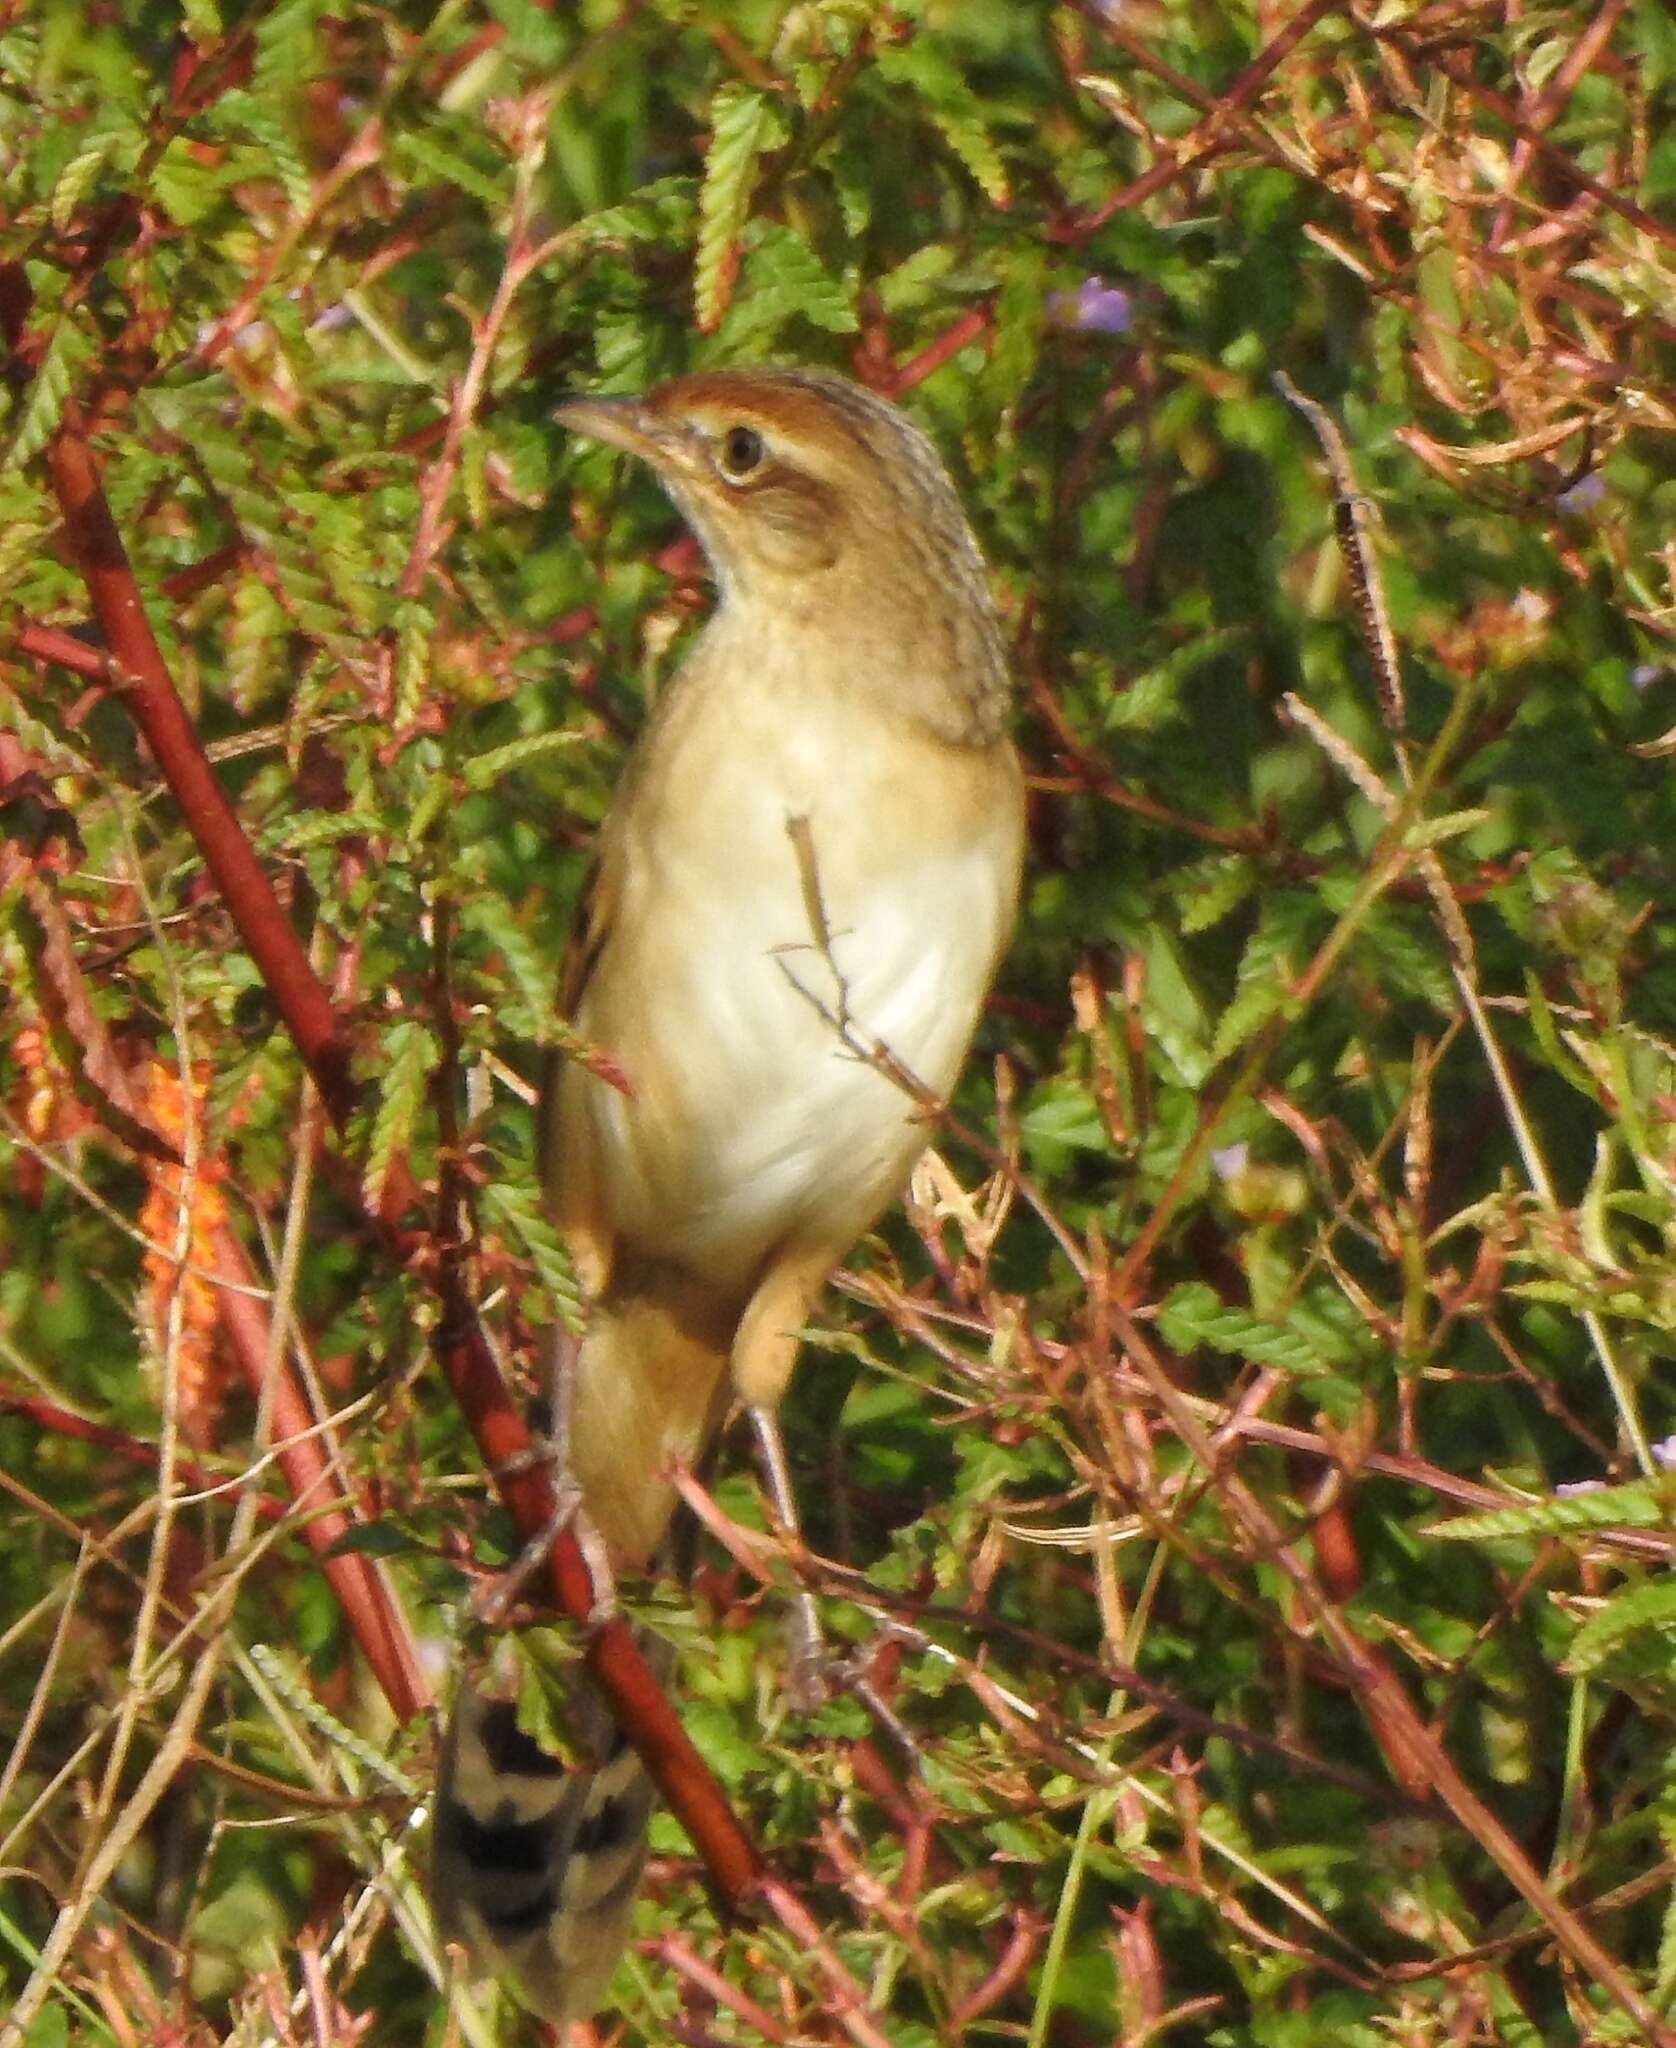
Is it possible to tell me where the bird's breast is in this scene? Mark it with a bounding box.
[567,656,1023,1288]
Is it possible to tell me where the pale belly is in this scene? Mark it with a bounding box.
[564,694,1021,1294]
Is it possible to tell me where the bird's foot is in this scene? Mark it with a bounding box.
[471,1451,617,1629]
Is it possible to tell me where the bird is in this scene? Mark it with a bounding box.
[430,365,1025,2021]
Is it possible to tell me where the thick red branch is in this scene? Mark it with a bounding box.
[37,411,762,1909]
[46,422,357,1126]
[210,1222,431,1724]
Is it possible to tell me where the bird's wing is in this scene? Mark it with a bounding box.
[537,816,628,1300]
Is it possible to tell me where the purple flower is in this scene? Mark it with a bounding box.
[1211,1143,1250,1181]
[1556,473,1605,516]
[1051,276,1134,335]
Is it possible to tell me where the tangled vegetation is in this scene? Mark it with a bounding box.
[4,2,1676,2042]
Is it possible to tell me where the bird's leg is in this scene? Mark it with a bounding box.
[747,1407,923,1762]
[749,1403,831,1711]
[472,1326,617,1629]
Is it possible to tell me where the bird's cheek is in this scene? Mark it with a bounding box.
[751,497,842,576]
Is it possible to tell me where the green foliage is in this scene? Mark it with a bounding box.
[5,1,1676,2044]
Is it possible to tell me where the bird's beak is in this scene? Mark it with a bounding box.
[554,393,670,463]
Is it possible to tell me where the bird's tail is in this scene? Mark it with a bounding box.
[430,1641,669,2024]
[431,1275,732,2020]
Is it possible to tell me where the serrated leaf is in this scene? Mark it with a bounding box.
[4,315,90,472]
[49,133,122,231]
[875,241,957,317]
[459,891,553,1039]
[392,611,431,730]
[1156,1281,1325,1376]
[362,1019,437,1210]
[695,85,788,332]
[1107,628,1243,733]
[717,223,857,349]
[1018,1080,1108,1155]
[1210,903,1311,1063]
[227,93,312,214]
[576,175,696,249]
[257,809,383,854]
[397,124,508,212]
[462,728,586,791]
[1356,906,1454,1014]
[226,575,287,715]
[1210,977,1287,1064]
[1566,1576,1676,1676]
[822,141,873,240]
[1174,854,1256,934]
[482,1169,583,1331]
[1401,806,1492,851]
[1430,1480,1668,1543]
[151,135,229,227]
[252,0,325,97]
[878,42,1009,207]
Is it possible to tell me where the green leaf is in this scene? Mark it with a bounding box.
[575,175,696,249]
[4,314,90,472]
[252,0,326,97]
[482,1167,584,1331]
[459,889,555,1041]
[1209,901,1313,1064]
[48,131,126,230]
[877,41,1010,207]
[1430,1480,1669,1543]
[695,85,788,332]
[715,224,858,353]
[223,91,312,214]
[396,121,509,212]
[1173,853,1256,934]
[1108,628,1244,732]
[361,1018,437,1211]
[1400,806,1492,852]
[256,809,384,854]
[1567,1576,1676,1676]
[462,728,587,791]
[1156,1281,1326,1376]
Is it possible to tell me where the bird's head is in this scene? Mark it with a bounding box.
[556,366,1009,738]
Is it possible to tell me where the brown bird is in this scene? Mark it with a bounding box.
[430,366,1025,2020]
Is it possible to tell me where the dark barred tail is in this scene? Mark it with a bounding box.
[431,1284,727,2019]
[430,1652,665,2023]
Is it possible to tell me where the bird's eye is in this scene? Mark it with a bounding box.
[718,424,766,480]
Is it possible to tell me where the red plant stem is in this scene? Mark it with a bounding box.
[945,1909,1041,2033]
[38,412,762,1909]
[883,306,991,396]
[210,1223,431,1723]
[160,541,249,604]
[1061,0,1347,239]
[46,423,357,1126]
[429,1256,761,1903]
[755,1879,897,2048]
[15,620,109,679]
[1403,38,1676,257]
[653,1937,792,2043]
[0,1385,282,1519]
